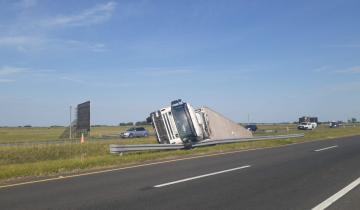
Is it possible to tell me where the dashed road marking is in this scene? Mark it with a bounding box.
[314,145,338,152]
[154,165,251,188]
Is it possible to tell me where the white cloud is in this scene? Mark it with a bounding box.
[0,36,45,51]
[138,68,193,76]
[0,2,115,52]
[0,66,57,84]
[16,0,37,8]
[335,66,360,74]
[60,76,86,84]
[0,66,28,83]
[0,35,107,52]
[59,76,130,87]
[313,65,332,72]
[327,44,360,48]
[91,43,107,52]
[61,39,107,52]
[347,66,360,73]
[0,66,29,76]
[42,1,117,27]
[330,82,360,92]
[0,79,15,83]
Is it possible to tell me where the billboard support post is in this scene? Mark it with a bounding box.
[69,106,72,139]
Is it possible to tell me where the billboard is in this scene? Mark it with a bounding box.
[299,116,318,123]
[76,101,90,135]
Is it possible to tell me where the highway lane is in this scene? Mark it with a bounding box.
[0,135,359,210]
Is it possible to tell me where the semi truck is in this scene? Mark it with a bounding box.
[150,99,252,146]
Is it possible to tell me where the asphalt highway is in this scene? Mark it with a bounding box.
[1,135,360,210]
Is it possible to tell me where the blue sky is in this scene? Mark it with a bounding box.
[0,0,359,126]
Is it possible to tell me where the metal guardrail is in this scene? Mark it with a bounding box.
[110,144,185,153]
[193,134,304,147]
[109,134,304,153]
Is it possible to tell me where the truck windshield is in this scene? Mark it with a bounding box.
[171,105,196,141]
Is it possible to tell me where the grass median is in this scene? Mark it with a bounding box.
[0,125,359,184]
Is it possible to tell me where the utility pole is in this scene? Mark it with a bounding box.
[69,106,72,139]
[247,113,250,124]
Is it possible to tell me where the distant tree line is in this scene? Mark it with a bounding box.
[50,125,65,128]
[348,118,357,123]
[135,121,150,126]
[91,125,109,127]
[118,121,151,126]
[20,125,32,128]
[119,122,134,126]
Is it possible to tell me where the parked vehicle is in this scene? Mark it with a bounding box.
[245,124,258,132]
[329,121,340,128]
[297,122,317,130]
[121,127,149,138]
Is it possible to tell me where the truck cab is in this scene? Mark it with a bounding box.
[150,107,182,144]
[170,99,204,144]
[150,100,204,145]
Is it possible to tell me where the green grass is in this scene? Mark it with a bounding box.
[0,127,66,143]
[0,125,155,144]
[0,125,359,183]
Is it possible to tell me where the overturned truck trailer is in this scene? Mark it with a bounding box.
[150,99,252,146]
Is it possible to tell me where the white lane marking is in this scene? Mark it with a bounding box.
[312,176,360,210]
[154,165,251,188]
[314,145,338,152]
